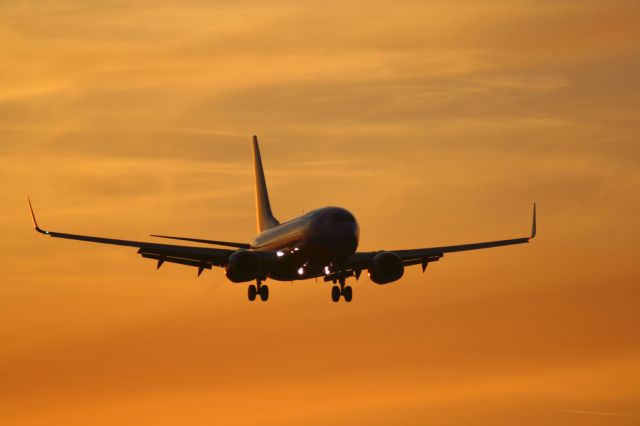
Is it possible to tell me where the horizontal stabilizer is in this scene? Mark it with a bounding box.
[150,234,250,249]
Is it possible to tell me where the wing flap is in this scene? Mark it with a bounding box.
[138,250,214,270]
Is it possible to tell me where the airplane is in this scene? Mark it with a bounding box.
[29,136,536,302]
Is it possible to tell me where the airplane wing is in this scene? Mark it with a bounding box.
[344,203,536,274]
[28,199,234,275]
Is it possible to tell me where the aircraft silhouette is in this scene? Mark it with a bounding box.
[29,136,536,302]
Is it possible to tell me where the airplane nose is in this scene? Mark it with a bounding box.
[307,213,359,259]
[339,223,359,255]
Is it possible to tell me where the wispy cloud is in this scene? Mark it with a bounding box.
[1,1,640,425]
[560,409,632,417]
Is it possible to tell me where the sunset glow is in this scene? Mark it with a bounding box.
[1,1,639,424]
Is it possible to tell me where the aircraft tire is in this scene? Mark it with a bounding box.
[331,286,340,302]
[343,286,353,302]
[248,284,257,301]
[259,284,269,301]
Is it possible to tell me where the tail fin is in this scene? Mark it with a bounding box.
[252,136,279,232]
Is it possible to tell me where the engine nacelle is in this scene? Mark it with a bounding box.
[368,251,404,285]
[225,250,260,283]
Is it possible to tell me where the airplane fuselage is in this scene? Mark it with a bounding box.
[250,207,359,281]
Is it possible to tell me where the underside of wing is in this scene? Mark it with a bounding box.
[392,236,531,261]
[136,243,232,275]
[342,203,536,277]
[29,198,234,275]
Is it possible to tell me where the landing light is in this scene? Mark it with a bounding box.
[297,267,304,275]
[324,266,330,275]
[277,251,284,257]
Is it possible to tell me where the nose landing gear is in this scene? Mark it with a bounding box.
[248,279,269,302]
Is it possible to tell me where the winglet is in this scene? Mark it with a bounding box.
[530,202,536,240]
[28,197,48,234]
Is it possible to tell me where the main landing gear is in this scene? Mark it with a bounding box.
[248,279,269,302]
[331,276,353,303]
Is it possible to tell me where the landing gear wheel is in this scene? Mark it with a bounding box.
[331,286,341,302]
[259,284,269,301]
[248,284,257,301]
[343,286,353,302]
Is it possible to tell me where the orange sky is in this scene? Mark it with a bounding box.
[1,1,639,424]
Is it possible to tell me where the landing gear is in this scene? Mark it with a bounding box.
[343,285,353,302]
[248,280,269,302]
[331,286,341,302]
[248,284,257,301]
[331,276,353,302]
[259,284,269,301]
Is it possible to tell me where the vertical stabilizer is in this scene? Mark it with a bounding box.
[252,136,279,232]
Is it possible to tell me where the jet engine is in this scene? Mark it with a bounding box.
[225,250,260,283]
[368,251,404,284]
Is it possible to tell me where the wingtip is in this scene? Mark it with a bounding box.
[28,197,48,234]
[28,196,37,227]
[530,202,537,240]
